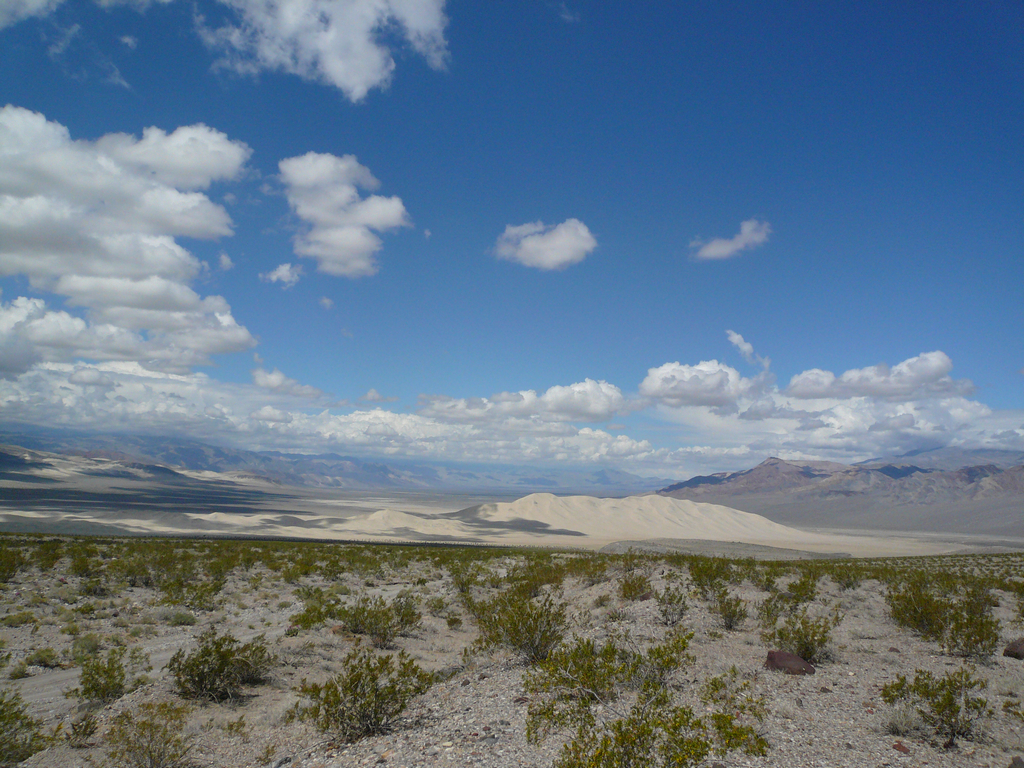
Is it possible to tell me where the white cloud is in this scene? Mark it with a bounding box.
[418,379,625,424]
[726,329,769,370]
[279,152,409,278]
[252,366,323,398]
[250,405,293,423]
[361,388,398,403]
[120,34,138,49]
[0,106,255,372]
[218,252,233,270]
[691,218,771,260]
[319,296,333,310]
[197,0,449,102]
[494,218,597,270]
[786,351,974,401]
[0,0,62,28]
[639,360,756,408]
[260,263,302,288]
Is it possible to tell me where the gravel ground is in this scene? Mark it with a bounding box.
[3,545,1024,768]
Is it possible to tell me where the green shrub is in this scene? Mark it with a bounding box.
[445,614,463,630]
[761,605,842,665]
[290,646,432,742]
[710,589,747,631]
[8,661,29,680]
[69,646,148,703]
[26,647,61,668]
[105,701,194,768]
[0,545,25,583]
[0,687,48,766]
[70,632,103,664]
[1,611,35,628]
[688,557,731,599]
[166,630,275,701]
[64,713,98,748]
[524,630,766,768]
[167,611,197,627]
[886,574,1001,658]
[619,572,651,601]
[881,666,992,746]
[475,591,567,663]
[655,586,688,627]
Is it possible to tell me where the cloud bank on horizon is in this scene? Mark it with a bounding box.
[0,1,1021,478]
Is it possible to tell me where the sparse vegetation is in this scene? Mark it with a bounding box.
[105,701,195,768]
[1,533,1024,766]
[881,666,993,746]
[290,646,432,742]
[0,687,48,766]
[166,629,275,702]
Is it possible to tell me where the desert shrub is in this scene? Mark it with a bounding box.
[886,573,1001,658]
[524,630,766,768]
[161,578,223,612]
[475,591,567,663]
[885,571,950,641]
[786,570,819,604]
[941,586,1001,658]
[32,540,63,571]
[445,614,463,630]
[70,632,103,664]
[710,589,747,631]
[0,687,48,766]
[0,544,25,583]
[619,571,651,601]
[290,646,432,742]
[424,596,447,616]
[105,701,194,768]
[166,629,275,701]
[8,661,29,680]
[1,611,35,628]
[70,646,148,703]
[167,611,197,627]
[881,666,992,746]
[26,647,61,668]
[338,594,420,648]
[761,605,842,665]
[688,557,731,599]
[655,585,688,626]
[80,577,109,597]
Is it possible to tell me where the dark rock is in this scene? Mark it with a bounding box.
[1004,639,1024,660]
[764,650,815,675]
[1009,757,1024,768]
[514,696,529,704]
[888,646,901,653]
[819,686,832,693]
[893,741,911,754]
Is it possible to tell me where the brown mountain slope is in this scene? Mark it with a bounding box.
[659,457,1024,537]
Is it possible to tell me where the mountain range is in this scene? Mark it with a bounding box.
[658,454,1024,537]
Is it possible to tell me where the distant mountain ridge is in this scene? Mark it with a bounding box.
[0,430,670,495]
[658,455,1024,536]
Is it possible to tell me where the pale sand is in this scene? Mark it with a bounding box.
[1,491,998,557]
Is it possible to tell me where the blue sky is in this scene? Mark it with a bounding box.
[0,0,1021,478]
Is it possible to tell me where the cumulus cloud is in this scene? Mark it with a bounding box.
[494,218,597,270]
[250,405,293,423]
[419,379,626,424]
[260,263,302,288]
[0,106,255,372]
[252,366,323,398]
[319,297,333,310]
[786,351,974,401]
[197,0,449,102]
[639,360,756,408]
[218,253,234,270]
[691,219,771,260]
[279,152,409,278]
